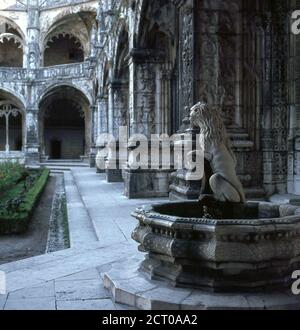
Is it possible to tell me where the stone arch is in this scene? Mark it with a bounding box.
[0,15,26,67]
[42,11,97,65]
[37,82,93,107]
[0,87,25,109]
[38,84,93,159]
[42,6,97,36]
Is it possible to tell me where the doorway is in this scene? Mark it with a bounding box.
[50,139,62,159]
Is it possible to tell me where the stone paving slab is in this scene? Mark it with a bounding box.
[4,297,56,310]
[57,299,116,311]
[8,282,55,300]
[56,268,100,282]
[0,294,7,310]
[55,279,109,302]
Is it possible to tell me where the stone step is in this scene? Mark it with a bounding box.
[46,159,84,163]
[40,163,89,167]
[39,163,90,172]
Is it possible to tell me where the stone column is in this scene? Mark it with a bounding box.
[89,104,98,168]
[124,49,173,198]
[26,0,40,70]
[96,95,109,173]
[169,0,200,200]
[262,0,289,196]
[105,80,128,182]
[25,108,40,165]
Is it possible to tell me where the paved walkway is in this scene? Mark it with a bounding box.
[0,168,165,310]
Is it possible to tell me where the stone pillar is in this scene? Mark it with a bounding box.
[262,1,289,196]
[169,0,200,200]
[26,0,40,70]
[105,80,128,182]
[25,108,40,165]
[25,0,41,166]
[95,95,109,173]
[89,105,97,168]
[123,49,173,198]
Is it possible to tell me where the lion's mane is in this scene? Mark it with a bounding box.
[190,102,236,163]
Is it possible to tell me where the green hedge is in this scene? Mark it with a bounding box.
[0,162,28,194]
[0,169,50,235]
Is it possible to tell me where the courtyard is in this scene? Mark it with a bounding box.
[0,0,300,312]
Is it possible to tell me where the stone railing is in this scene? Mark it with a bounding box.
[0,61,95,82]
[0,151,25,164]
[36,62,95,80]
[0,68,27,82]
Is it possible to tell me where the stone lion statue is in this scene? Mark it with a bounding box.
[190,101,246,203]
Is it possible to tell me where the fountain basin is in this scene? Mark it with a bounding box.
[132,199,300,292]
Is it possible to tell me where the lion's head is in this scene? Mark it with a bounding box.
[190,101,228,146]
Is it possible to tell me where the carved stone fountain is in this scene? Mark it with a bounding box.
[132,198,300,292]
[104,103,300,309]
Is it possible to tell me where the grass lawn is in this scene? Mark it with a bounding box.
[0,163,50,234]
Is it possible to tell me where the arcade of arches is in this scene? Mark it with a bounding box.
[0,0,299,201]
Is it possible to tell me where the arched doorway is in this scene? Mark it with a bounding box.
[39,86,91,160]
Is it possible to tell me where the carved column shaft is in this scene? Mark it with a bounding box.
[111,81,129,138]
[177,0,195,128]
[262,0,289,195]
[98,95,108,136]
[26,0,40,69]
[128,50,162,139]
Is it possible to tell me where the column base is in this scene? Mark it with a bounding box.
[106,168,123,183]
[169,169,202,201]
[89,153,96,168]
[124,168,173,199]
[25,147,40,166]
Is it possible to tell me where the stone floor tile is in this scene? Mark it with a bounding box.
[4,297,56,310]
[56,268,100,282]
[8,281,55,299]
[0,295,7,310]
[55,279,109,301]
[57,299,117,310]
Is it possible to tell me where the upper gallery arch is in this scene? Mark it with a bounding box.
[0,15,25,67]
[41,9,97,66]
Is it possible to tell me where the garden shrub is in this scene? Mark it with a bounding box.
[0,168,50,234]
[0,162,28,195]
